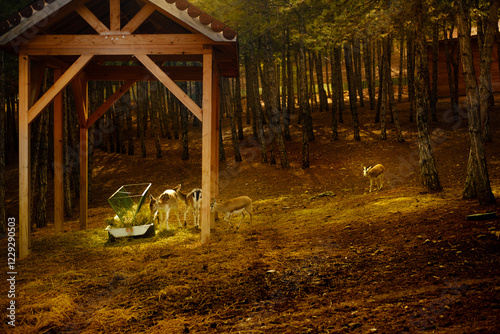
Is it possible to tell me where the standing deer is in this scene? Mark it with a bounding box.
[362,164,385,192]
[149,188,181,230]
[210,196,253,229]
[174,184,202,228]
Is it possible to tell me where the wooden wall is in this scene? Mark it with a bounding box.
[429,36,500,98]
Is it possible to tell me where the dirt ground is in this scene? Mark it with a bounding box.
[1,95,500,333]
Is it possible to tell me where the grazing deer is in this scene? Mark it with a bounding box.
[149,189,181,230]
[210,196,253,229]
[174,184,202,228]
[362,164,385,192]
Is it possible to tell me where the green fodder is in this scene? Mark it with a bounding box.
[105,205,154,228]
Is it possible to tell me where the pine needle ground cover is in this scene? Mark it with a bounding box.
[1,101,499,333]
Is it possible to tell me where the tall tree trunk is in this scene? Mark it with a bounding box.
[363,38,376,109]
[353,38,364,107]
[233,77,245,140]
[443,24,460,121]
[222,77,242,162]
[298,38,310,168]
[333,46,344,123]
[456,1,496,205]
[264,33,289,167]
[415,0,442,192]
[375,40,384,123]
[63,87,73,217]
[124,90,134,155]
[478,0,499,142]
[35,109,49,228]
[398,36,405,103]
[285,28,294,140]
[331,46,339,140]
[309,53,318,110]
[218,112,226,162]
[344,42,361,141]
[152,82,163,158]
[407,29,416,122]
[137,82,147,157]
[380,40,388,140]
[315,52,328,112]
[384,36,404,142]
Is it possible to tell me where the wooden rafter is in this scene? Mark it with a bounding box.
[121,4,155,34]
[71,74,88,127]
[135,54,202,121]
[27,54,93,124]
[76,5,110,34]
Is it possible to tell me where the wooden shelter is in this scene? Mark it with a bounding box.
[0,0,238,259]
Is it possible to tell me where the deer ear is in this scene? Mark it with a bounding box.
[149,194,155,201]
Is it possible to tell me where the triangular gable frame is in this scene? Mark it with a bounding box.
[2,0,237,259]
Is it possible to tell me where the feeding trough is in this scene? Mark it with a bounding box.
[106,183,155,241]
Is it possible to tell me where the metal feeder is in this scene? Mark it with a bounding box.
[106,183,154,241]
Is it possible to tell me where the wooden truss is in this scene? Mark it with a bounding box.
[15,0,234,258]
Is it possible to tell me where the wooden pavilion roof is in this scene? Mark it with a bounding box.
[0,0,238,78]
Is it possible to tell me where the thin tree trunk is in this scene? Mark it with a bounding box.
[353,38,364,107]
[384,36,404,142]
[35,109,49,228]
[344,42,361,141]
[264,33,289,167]
[298,37,310,168]
[407,30,416,122]
[124,90,134,155]
[456,0,496,205]
[478,0,499,142]
[137,82,147,157]
[443,24,460,120]
[285,28,294,140]
[309,53,318,110]
[375,40,384,123]
[315,52,328,112]
[363,38,376,109]
[415,0,442,192]
[218,112,226,162]
[222,77,242,162]
[152,82,163,158]
[333,46,344,123]
[233,77,245,140]
[398,36,405,103]
[63,87,73,217]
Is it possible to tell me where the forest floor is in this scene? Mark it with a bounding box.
[1,95,500,333]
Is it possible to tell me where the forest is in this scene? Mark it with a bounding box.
[0,0,499,332]
[1,0,498,232]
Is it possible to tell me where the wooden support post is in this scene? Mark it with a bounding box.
[211,67,220,229]
[19,54,31,259]
[110,0,121,32]
[79,127,88,230]
[54,69,64,233]
[201,48,218,244]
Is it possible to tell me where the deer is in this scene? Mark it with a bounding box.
[362,164,385,192]
[174,184,202,228]
[210,196,253,229]
[149,188,181,230]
